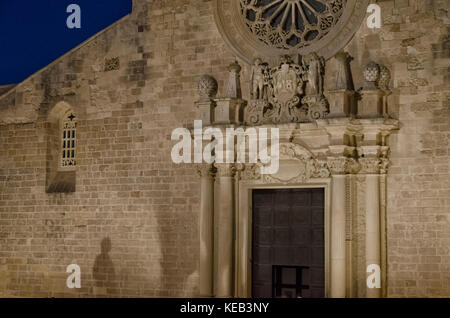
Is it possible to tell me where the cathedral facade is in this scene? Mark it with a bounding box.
[0,0,449,298]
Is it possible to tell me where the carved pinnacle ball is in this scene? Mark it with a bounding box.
[378,64,391,92]
[363,61,381,83]
[197,75,218,102]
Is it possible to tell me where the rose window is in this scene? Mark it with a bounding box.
[240,0,347,50]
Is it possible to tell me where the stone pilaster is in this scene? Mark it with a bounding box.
[327,156,349,298]
[357,146,382,298]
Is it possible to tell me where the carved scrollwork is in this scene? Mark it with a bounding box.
[244,99,268,125]
[263,143,330,184]
[310,159,332,178]
[302,94,330,121]
[239,143,331,183]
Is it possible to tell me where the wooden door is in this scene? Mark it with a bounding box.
[252,188,325,298]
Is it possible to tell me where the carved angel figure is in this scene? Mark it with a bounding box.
[250,58,267,100]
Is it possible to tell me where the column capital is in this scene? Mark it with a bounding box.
[235,163,261,181]
[197,164,216,178]
[214,163,236,178]
[359,158,381,174]
[327,156,360,175]
[356,145,392,175]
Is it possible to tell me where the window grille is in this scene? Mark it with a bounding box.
[61,112,76,168]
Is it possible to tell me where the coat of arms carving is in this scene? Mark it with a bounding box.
[246,54,329,125]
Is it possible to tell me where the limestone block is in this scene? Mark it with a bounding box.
[358,90,384,118]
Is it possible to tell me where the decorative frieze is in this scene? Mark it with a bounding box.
[327,156,360,175]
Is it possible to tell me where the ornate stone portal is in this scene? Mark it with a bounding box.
[195,55,398,298]
[200,0,398,298]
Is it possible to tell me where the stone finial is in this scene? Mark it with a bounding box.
[377,64,391,92]
[198,75,218,102]
[225,60,242,99]
[363,61,381,90]
[359,62,387,118]
[335,51,355,91]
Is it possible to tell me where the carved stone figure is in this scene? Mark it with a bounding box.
[250,58,267,100]
[304,53,325,96]
[335,51,355,91]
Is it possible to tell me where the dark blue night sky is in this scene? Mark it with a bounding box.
[0,1,132,85]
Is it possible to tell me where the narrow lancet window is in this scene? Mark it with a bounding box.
[61,112,77,168]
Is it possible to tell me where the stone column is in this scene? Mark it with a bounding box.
[197,165,215,297]
[327,157,348,298]
[213,163,235,297]
[359,153,382,298]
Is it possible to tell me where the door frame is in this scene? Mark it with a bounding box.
[235,179,331,298]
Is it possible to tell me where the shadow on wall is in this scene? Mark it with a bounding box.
[93,237,116,294]
[155,174,200,296]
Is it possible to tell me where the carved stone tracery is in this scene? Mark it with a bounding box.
[213,0,370,64]
[240,0,347,50]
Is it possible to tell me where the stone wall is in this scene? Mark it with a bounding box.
[0,0,235,297]
[0,0,449,297]
[345,0,450,297]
